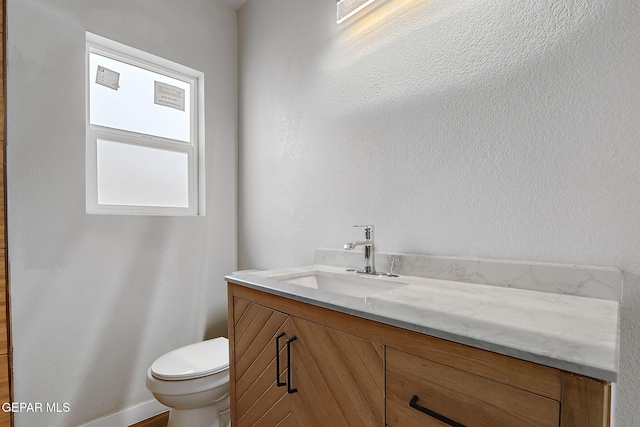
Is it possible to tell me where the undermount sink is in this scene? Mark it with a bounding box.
[270,270,408,298]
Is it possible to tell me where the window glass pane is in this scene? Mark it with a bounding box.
[97,139,189,208]
[90,53,192,142]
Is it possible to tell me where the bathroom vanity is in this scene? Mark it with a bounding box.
[226,250,620,427]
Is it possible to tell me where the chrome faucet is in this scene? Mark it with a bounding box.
[343,225,377,275]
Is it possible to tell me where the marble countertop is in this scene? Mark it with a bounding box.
[226,261,619,382]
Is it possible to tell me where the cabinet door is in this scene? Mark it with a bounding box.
[232,298,291,426]
[289,316,384,426]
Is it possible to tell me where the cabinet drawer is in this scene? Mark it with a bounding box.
[386,348,560,427]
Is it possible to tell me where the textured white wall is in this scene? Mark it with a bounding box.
[238,0,640,424]
[7,0,237,425]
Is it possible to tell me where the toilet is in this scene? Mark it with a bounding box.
[146,337,231,427]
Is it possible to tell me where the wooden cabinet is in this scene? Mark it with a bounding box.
[228,283,610,427]
[229,288,384,427]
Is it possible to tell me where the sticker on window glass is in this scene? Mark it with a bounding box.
[96,66,120,90]
[154,81,185,111]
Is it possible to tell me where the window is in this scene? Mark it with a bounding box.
[86,33,205,215]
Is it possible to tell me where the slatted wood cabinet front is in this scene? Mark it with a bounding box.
[231,296,383,426]
[228,283,610,427]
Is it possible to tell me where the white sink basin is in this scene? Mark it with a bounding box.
[270,270,408,298]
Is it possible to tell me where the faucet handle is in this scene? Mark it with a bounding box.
[351,225,374,239]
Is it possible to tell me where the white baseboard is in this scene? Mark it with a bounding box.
[76,399,168,427]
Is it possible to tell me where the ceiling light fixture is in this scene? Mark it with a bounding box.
[336,0,377,24]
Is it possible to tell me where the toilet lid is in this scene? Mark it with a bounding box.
[151,337,229,381]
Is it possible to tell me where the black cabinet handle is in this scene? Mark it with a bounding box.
[409,395,466,427]
[275,332,286,387]
[286,336,298,394]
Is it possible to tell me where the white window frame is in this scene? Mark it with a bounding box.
[86,32,205,216]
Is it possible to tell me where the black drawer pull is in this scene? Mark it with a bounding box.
[409,395,466,427]
[275,332,286,387]
[286,336,298,394]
